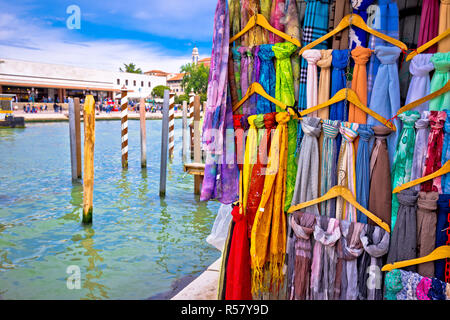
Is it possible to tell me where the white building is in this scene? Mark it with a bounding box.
[0,58,167,103]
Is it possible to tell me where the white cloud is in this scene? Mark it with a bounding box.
[0,11,201,73]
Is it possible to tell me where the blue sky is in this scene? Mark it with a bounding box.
[0,0,216,73]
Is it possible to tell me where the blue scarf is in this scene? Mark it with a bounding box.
[257,44,276,114]
[350,0,376,50]
[356,124,374,223]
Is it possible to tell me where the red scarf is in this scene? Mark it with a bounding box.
[225,205,253,300]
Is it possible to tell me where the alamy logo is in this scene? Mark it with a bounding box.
[66,265,81,289]
[66,5,81,30]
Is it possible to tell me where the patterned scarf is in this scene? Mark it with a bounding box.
[229,0,241,44]
[349,0,375,50]
[422,111,447,193]
[310,216,341,300]
[320,119,340,217]
[336,122,359,222]
[416,277,432,300]
[427,278,448,300]
[270,0,286,44]
[390,110,420,230]
[238,46,251,115]
[284,0,301,101]
[442,111,450,194]
[384,269,403,300]
[243,115,258,215]
[250,46,261,108]
[257,44,276,114]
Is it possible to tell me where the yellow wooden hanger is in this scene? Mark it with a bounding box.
[406,28,450,61]
[382,245,450,272]
[393,160,450,194]
[229,14,301,47]
[233,82,289,113]
[299,14,407,55]
[396,80,450,115]
[287,185,391,233]
[299,88,397,131]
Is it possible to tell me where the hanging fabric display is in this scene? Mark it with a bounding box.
[429,52,450,112]
[270,0,286,44]
[410,111,431,189]
[442,111,450,194]
[437,0,450,52]
[330,49,349,122]
[349,0,375,50]
[329,0,351,49]
[257,44,277,114]
[284,0,301,100]
[349,46,372,126]
[405,54,435,114]
[302,49,322,116]
[417,0,440,53]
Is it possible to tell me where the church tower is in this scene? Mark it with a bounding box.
[192,46,199,65]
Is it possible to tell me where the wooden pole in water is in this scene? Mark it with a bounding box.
[139,97,147,168]
[120,88,129,169]
[193,95,203,195]
[168,93,175,159]
[68,98,78,181]
[82,95,95,224]
[159,90,170,197]
[74,98,82,179]
[182,100,188,163]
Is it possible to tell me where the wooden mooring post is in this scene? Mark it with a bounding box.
[74,98,82,179]
[68,97,82,181]
[159,90,170,197]
[139,97,147,168]
[82,95,95,224]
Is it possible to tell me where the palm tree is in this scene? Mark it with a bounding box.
[120,63,143,74]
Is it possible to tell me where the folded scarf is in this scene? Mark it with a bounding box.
[358,224,390,300]
[310,216,341,300]
[396,270,415,300]
[384,269,403,300]
[405,272,423,300]
[416,277,432,300]
[289,211,316,300]
[427,278,447,300]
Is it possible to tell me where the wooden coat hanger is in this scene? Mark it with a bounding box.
[300,88,397,131]
[299,14,407,55]
[287,185,391,233]
[382,245,450,272]
[406,28,450,61]
[229,14,301,47]
[232,82,289,113]
[396,80,450,115]
[393,160,450,194]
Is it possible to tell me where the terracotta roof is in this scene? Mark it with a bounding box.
[167,73,185,82]
[198,58,211,62]
[145,70,169,76]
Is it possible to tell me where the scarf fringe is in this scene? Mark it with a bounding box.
[268,253,285,293]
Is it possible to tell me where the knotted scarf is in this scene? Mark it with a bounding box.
[284,0,301,101]
[257,44,276,114]
[330,49,349,122]
[270,0,286,44]
[336,122,359,222]
[250,46,261,109]
[368,46,402,166]
[429,52,450,111]
[422,111,447,193]
[273,42,298,212]
[438,0,450,52]
[349,46,372,126]
[225,205,253,300]
[243,115,258,215]
[428,278,448,300]
[320,120,339,218]
[410,111,431,190]
[247,113,276,238]
[336,220,364,300]
[416,277,432,300]
[349,0,375,50]
[442,111,450,194]
[358,225,390,300]
[417,0,440,53]
[317,49,333,119]
[405,54,435,114]
[310,216,341,300]
[391,110,420,230]
[417,191,439,278]
[368,126,393,228]
[250,112,290,294]
[201,0,239,204]
[302,49,322,117]
[384,269,403,300]
[387,189,419,272]
[238,46,251,115]
[291,117,321,214]
[289,211,316,300]
[355,124,374,223]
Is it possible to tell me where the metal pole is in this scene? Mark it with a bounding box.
[82,95,95,224]
[182,100,188,163]
[159,90,170,197]
[74,98,82,179]
[68,98,78,181]
[139,97,147,168]
[168,94,175,158]
[121,90,128,169]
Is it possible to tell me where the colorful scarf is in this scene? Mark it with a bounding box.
[349,46,372,126]
[421,111,447,193]
[442,111,450,194]
[284,0,301,101]
[410,111,431,190]
[427,278,448,300]
[429,52,450,112]
[384,269,403,300]
[243,115,258,215]
[229,0,241,44]
[349,0,375,50]
[257,44,276,114]
[269,0,286,44]
[416,277,432,300]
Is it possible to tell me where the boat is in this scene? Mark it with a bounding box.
[0,94,25,128]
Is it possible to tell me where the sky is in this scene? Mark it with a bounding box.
[0,0,216,73]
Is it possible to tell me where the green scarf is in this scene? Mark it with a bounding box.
[429,52,450,111]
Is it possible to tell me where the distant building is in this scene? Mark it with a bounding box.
[144,70,169,78]
[167,73,186,95]
[198,57,211,68]
[192,47,199,65]
[0,58,167,105]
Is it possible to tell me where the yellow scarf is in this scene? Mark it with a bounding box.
[250,112,290,294]
[243,115,258,215]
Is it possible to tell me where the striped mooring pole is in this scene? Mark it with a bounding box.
[121,88,129,169]
[188,92,195,120]
[168,93,175,158]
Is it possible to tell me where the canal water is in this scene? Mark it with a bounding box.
[0,119,221,299]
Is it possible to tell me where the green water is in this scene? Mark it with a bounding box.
[0,119,221,300]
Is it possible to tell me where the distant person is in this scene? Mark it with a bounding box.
[23,105,26,113]
[53,103,58,113]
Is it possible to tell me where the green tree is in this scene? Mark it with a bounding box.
[120,62,143,74]
[180,63,209,96]
[174,93,190,105]
[151,85,170,98]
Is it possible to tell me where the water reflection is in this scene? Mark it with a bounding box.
[62,183,83,221]
[155,197,171,274]
[116,170,131,214]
